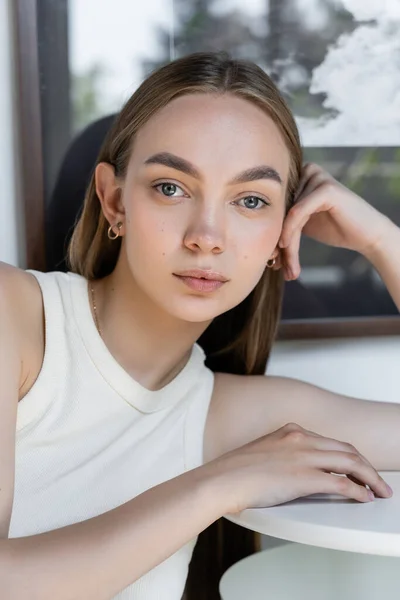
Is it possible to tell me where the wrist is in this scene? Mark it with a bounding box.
[363,217,400,266]
[193,460,236,516]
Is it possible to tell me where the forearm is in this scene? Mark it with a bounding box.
[364,218,400,312]
[0,465,225,600]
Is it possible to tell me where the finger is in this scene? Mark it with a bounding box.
[302,162,325,176]
[296,422,392,494]
[273,251,293,280]
[293,164,325,202]
[294,171,319,203]
[302,429,374,467]
[294,173,325,204]
[293,176,308,205]
[296,162,320,187]
[302,428,387,486]
[311,450,392,498]
[282,423,381,483]
[281,423,378,477]
[282,225,303,280]
[314,472,375,503]
[322,472,368,491]
[347,474,368,490]
[279,188,330,248]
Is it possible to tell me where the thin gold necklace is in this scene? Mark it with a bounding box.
[90,282,101,337]
[90,280,190,385]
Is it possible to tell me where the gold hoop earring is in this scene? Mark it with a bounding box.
[107,221,123,240]
[267,258,276,268]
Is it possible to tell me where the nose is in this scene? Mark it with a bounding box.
[183,207,226,254]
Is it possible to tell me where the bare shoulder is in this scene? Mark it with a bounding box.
[0,261,40,297]
[0,261,43,537]
[0,262,45,400]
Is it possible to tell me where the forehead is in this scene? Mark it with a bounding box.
[131,93,290,184]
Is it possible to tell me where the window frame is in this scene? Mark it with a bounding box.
[14,0,46,271]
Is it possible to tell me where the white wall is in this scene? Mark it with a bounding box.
[268,336,400,403]
[0,0,26,268]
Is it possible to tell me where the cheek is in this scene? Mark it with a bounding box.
[125,202,179,263]
[240,221,281,257]
[237,220,282,281]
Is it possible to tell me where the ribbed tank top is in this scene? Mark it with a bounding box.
[9,270,215,599]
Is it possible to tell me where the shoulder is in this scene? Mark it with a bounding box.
[0,262,44,327]
[0,260,41,297]
[0,262,45,400]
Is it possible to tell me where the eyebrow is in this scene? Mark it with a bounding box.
[144,151,283,186]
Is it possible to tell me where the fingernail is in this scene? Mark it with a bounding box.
[368,491,375,501]
[387,485,393,496]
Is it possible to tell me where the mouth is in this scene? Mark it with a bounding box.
[173,269,229,293]
[174,269,229,282]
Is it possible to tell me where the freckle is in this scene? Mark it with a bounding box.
[162,252,165,256]
[244,255,248,260]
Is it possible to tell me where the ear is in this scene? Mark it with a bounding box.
[95,162,126,234]
[269,248,283,271]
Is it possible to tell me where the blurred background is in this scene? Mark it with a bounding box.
[6,0,400,320]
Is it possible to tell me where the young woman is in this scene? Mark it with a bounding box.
[0,51,399,600]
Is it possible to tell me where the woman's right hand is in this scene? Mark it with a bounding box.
[207,422,393,514]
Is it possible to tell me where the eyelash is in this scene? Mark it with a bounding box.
[152,181,271,210]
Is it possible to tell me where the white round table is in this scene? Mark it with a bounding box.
[224,471,400,556]
[220,472,400,600]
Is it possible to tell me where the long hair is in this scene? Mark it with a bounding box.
[67,51,303,598]
[68,51,302,374]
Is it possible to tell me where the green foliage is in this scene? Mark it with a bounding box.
[388,149,400,198]
[71,64,107,133]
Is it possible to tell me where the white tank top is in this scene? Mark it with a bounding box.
[9,270,215,599]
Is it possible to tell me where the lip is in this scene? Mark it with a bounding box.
[173,269,229,282]
[173,274,227,293]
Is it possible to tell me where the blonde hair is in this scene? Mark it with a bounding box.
[67,51,303,374]
[67,51,303,596]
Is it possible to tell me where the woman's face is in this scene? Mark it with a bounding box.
[119,93,290,323]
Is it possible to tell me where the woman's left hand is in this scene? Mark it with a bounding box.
[277,162,393,281]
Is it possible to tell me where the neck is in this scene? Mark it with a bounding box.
[90,259,210,391]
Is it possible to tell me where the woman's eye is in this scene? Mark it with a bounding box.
[236,196,270,210]
[154,182,186,197]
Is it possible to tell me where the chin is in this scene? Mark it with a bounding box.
[168,306,223,324]
[165,293,247,324]
[160,296,230,323]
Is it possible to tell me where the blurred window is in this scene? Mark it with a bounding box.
[37,0,400,319]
